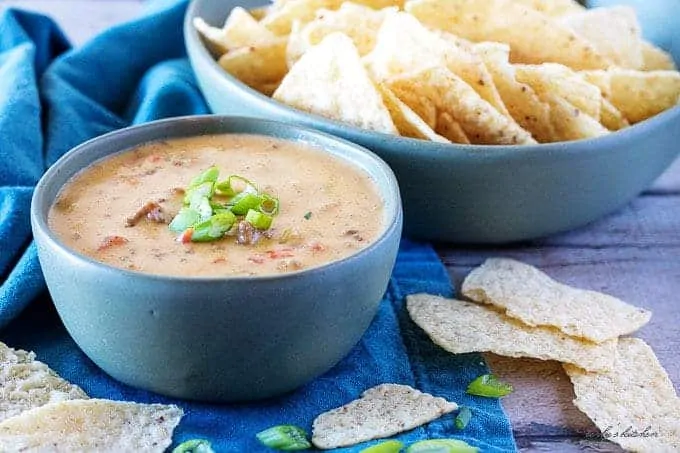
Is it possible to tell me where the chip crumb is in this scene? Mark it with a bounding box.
[407,294,617,372]
[311,383,457,449]
[462,258,651,343]
[564,338,680,452]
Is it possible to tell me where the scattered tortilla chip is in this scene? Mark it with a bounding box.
[311,384,457,449]
[514,63,602,119]
[286,4,396,67]
[273,33,398,134]
[407,294,617,372]
[475,42,554,142]
[218,37,289,94]
[641,41,677,71]
[435,112,470,144]
[406,0,611,70]
[366,13,510,117]
[377,84,450,142]
[193,8,276,56]
[560,6,643,69]
[263,0,403,35]
[607,69,680,123]
[0,399,183,452]
[0,343,88,423]
[388,67,535,145]
[512,0,584,17]
[600,98,629,131]
[462,258,652,343]
[564,338,680,452]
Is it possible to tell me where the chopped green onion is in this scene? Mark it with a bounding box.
[184,181,215,205]
[359,440,404,453]
[405,439,479,453]
[466,374,513,398]
[256,425,311,451]
[455,407,471,430]
[229,192,262,215]
[216,175,257,197]
[260,194,279,215]
[304,212,312,220]
[190,212,237,242]
[169,207,201,233]
[172,439,215,453]
[189,166,219,188]
[246,209,273,230]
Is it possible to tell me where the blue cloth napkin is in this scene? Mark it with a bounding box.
[0,1,517,451]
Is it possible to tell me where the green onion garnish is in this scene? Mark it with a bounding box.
[255,425,311,451]
[246,209,273,230]
[304,212,312,220]
[229,192,262,215]
[169,168,280,242]
[405,439,479,453]
[190,212,237,242]
[172,439,215,453]
[169,207,201,233]
[359,440,404,453]
[454,406,471,430]
[466,374,513,398]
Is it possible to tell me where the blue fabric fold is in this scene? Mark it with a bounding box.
[0,1,517,451]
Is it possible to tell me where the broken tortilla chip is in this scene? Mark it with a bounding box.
[559,6,643,69]
[405,0,611,70]
[462,258,652,343]
[388,67,535,145]
[218,37,289,94]
[0,399,183,453]
[564,338,680,453]
[0,343,88,423]
[273,33,398,134]
[407,294,617,372]
[311,383,457,449]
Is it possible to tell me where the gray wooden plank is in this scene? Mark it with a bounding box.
[517,438,625,452]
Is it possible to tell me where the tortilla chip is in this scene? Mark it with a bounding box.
[273,33,398,134]
[407,294,617,372]
[607,69,680,123]
[512,0,584,17]
[475,42,554,142]
[0,343,88,423]
[366,13,510,117]
[405,0,611,70]
[436,112,470,144]
[263,0,403,35]
[388,67,535,145]
[514,63,602,119]
[311,384,457,449]
[579,69,611,98]
[218,37,289,94]
[559,6,643,69]
[564,338,680,452]
[286,4,395,67]
[462,258,652,343]
[641,41,677,71]
[0,399,183,452]
[600,98,629,131]
[377,84,450,142]
[249,5,271,20]
[193,8,276,56]
[543,92,609,141]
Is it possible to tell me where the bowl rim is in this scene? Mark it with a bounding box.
[31,115,403,284]
[183,0,680,160]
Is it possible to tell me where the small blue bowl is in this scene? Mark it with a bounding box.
[185,0,680,243]
[31,115,402,402]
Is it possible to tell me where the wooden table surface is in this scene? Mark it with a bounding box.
[2,0,678,451]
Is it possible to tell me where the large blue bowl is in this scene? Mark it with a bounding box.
[31,116,402,402]
[185,0,680,243]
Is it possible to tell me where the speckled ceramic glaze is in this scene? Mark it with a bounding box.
[185,0,680,243]
[31,116,402,402]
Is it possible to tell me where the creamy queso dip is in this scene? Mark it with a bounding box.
[49,134,385,277]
